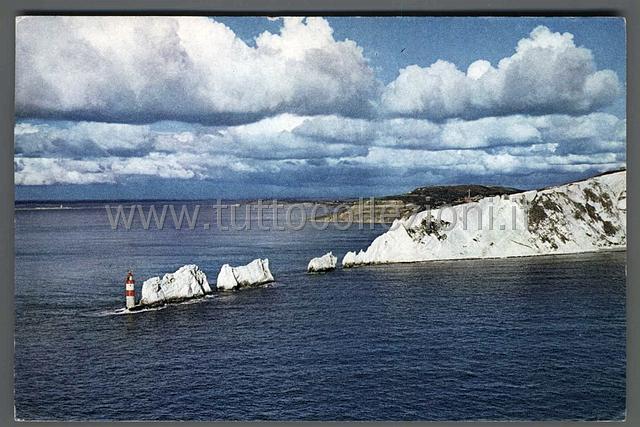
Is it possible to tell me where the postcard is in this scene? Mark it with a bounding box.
[14,16,626,421]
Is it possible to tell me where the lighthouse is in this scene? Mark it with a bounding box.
[125,271,136,309]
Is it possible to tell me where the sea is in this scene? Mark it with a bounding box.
[14,201,626,421]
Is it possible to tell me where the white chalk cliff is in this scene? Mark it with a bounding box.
[343,170,626,267]
[307,252,338,272]
[140,264,212,306]
[216,258,275,290]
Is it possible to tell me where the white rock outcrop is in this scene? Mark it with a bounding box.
[216,258,275,291]
[307,252,338,273]
[343,170,626,267]
[140,264,212,306]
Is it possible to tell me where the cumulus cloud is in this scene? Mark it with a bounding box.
[14,114,368,162]
[14,158,116,185]
[14,112,625,188]
[15,121,154,158]
[13,18,626,194]
[293,112,625,152]
[17,19,620,125]
[381,26,620,120]
[16,16,378,124]
[362,146,622,178]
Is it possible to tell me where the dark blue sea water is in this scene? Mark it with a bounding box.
[14,203,626,420]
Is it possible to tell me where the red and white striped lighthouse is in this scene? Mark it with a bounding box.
[125,271,136,309]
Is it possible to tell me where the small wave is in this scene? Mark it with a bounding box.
[178,297,213,305]
[15,206,96,211]
[455,369,480,378]
[88,305,168,317]
[87,294,219,317]
[84,284,276,318]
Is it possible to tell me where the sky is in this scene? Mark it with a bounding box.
[14,16,626,200]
